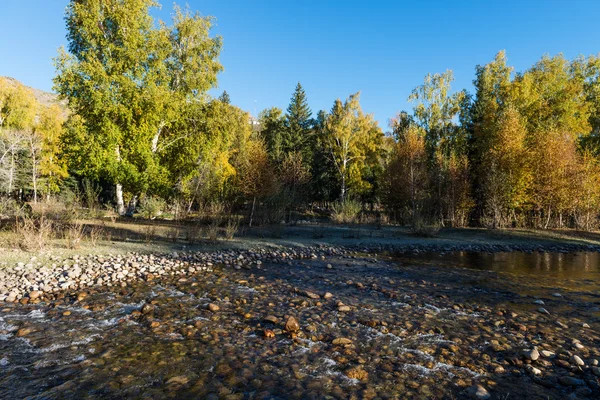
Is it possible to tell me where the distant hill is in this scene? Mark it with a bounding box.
[1,76,68,115]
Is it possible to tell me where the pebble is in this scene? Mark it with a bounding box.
[571,355,585,366]
[332,338,353,345]
[523,348,539,361]
[540,350,555,358]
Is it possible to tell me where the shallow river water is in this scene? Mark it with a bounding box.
[1,251,599,399]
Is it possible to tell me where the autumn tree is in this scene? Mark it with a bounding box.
[237,138,276,226]
[383,113,429,223]
[36,105,68,198]
[514,54,591,226]
[0,78,37,195]
[0,77,64,202]
[408,70,471,225]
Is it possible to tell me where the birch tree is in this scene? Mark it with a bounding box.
[323,93,382,202]
[54,0,222,214]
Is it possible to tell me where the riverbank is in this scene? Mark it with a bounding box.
[3,222,600,265]
[3,225,600,303]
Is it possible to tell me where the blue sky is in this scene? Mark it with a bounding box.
[1,0,599,130]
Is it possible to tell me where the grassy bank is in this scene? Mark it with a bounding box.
[2,217,600,265]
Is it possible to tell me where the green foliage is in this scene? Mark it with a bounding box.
[218,91,231,104]
[138,196,166,219]
[284,82,313,156]
[259,107,287,163]
[323,93,384,202]
[54,0,222,205]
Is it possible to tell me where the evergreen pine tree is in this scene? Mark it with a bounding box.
[284,83,312,156]
[218,90,231,104]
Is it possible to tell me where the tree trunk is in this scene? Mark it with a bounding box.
[544,206,552,229]
[340,172,346,203]
[31,140,38,204]
[116,184,125,215]
[125,195,138,217]
[8,147,15,195]
[249,196,256,227]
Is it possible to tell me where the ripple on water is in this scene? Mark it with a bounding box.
[403,361,481,379]
[115,301,145,314]
[0,317,17,333]
[1,310,46,320]
[39,334,102,353]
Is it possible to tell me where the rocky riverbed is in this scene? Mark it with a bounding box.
[1,246,600,399]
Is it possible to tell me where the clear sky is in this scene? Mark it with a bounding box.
[1,0,599,130]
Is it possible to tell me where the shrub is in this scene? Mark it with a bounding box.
[65,221,85,249]
[206,221,220,242]
[186,223,203,244]
[138,196,166,220]
[81,178,101,212]
[86,224,105,246]
[225,216,241,240]
[0,198,25,219]
[331,200,362,224]
[409,217,440,238]
[17,216,53,251]
[30,198,73,223]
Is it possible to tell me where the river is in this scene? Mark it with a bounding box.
[1,250,599,399]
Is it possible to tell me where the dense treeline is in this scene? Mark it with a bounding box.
[1,0,600,230]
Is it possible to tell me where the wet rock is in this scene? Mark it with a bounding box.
[345,366,368,381]
[207,303,220,312]
[467,384,491,400]
[263,329,275,338]
[540,350,556,359]
[523,348,540,361]
[263,315,279,324]
[332,338,353,346]
[16,327,34,337]
[304,291,320,299]
[285,316,300,333]
[166,375,189,386]
[571,355,585,366]
[558,376,585,387]
[76,292,88,302]
[141,303,154,315]
[526,365,542,376]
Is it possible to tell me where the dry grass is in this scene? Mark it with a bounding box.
[331,200,362,224]
[86,224,105,247]
[17,216,54,251]
[65,221,85,249]
[225,216,241,240]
